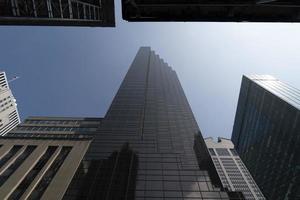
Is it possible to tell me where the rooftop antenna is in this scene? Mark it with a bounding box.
[8,76,20,83]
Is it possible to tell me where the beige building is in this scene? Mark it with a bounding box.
[0,135,91,199]
[205,137,265,200]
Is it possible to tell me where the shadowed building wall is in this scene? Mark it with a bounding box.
[0,135,91,199]
[122,0,300,23]
[232,75,300,200]
[0,0,115,26]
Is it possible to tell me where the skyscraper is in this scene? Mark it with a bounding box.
[0,71,20,136]
[64,47,244,199]
[122,0,300,23]
[0,0,115,26]
[232,75,300,200]
[0,47,245,199]
[204,137,265,200]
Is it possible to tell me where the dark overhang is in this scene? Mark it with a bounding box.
[0,0,115,26]
[122,0,300,22]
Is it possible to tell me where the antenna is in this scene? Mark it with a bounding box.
[8,76,20,83]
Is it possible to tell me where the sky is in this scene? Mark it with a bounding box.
[1,1,300,139]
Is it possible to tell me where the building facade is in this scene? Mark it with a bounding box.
[0,134,92,199]
[205,137,265,200]
[122,0,300,23]
[0,47,246,199]
[0,71,20,136]
[0,0,115,26]
[9,116,101,137]
[232,75,300,200]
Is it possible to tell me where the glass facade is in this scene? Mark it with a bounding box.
[63,47,244,199]
[232,75,300,200]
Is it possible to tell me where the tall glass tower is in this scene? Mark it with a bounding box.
[232,75,300,200]
[65,47,244,199]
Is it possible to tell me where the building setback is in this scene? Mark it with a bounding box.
[0,71,20,136]
[0,0,115,26]
[232,75,300,200]
[122,0,300,23]
[9,116,102,137]
[204,137,265,200]
[0,47,245,199]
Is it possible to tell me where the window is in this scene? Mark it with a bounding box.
[8,146,58,199]
[230,149,238,156]
[208,148,216,156]
[28,147,72,199]
[216,148,230,156]
[0,145,23,169]
[0,146,36,186]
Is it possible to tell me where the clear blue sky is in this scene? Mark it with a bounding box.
[1,1,300,139]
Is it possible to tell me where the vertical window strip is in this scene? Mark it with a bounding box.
[27,146,72,200]
[0,145,23,169]
[8,146,58,200]
[0,146,37,186]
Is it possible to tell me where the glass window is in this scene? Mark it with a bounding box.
[198,182,209,191]
[208,148,216,156]
[146,181,162,190]
[8,146,58,199]
[230,149,238,156]
[28,146,72,199]
[163,181,181,190]
[0,146,36,186]
[0,145,23,169]
[216,148,230,156]
[181,182,199,191]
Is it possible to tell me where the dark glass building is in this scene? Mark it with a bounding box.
[0,0,115,26]
[65,47,243,199]
[71,47,240,200]
[122,0,300,23]
[232,75,300,200]
[0,47,246,199]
